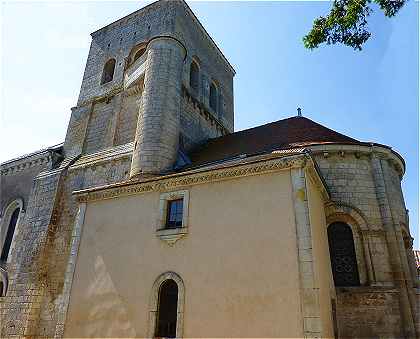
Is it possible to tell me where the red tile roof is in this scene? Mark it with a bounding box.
[189,116,363,167]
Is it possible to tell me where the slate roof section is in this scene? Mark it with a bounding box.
[188,116,363,167]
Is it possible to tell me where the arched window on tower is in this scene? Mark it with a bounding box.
[155,279,178,338]
[189,60,199,92]
[209,81,218,112]
[1,207,20,262]
[101,58,116,84]
[327,222,360,287]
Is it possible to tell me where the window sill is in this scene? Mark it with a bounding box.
[156,227,188,246]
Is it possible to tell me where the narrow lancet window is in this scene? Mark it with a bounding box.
[101,58,116,84]
[155,279,178,338]
[1,208,20,262]
[327,222,360,287]
[189,61,199,92]
[209,82,218,112]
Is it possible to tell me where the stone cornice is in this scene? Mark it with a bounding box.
[74,152,317,203]
[182,85,230,135]
[0,145,63,176]
[308,143,405,177]
[1,154,50,176]
[69,143,133,170]
[76,85,124,108]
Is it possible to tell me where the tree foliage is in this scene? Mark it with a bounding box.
[303,0,407,50]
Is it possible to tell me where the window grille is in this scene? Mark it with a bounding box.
[327,222,360,287]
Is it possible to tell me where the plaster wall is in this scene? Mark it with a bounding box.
[65,171,305,338]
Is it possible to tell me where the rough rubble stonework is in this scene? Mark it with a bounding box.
[0,0,418,338]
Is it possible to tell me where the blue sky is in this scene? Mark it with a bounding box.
[1,1,418,246]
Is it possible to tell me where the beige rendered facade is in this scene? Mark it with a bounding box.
[64,155,333,338]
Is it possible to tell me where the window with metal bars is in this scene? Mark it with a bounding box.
[165,199,183,229]
[327,222,360,287]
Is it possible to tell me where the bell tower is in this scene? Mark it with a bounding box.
[63,0,235,175]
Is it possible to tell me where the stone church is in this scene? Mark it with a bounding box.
[1,0,418,338]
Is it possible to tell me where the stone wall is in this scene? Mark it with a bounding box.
[180,88,224,152]
[174,1,234,131]
[130,36,186,175]
[77,1,173,105]
[313,150,394,285]
[336,287,403,338]
[114,92,141,146]
[0,151,132,337]
[0,148,61,215]
[311,145,418,338]
[1,169,63,337]
[74,0,234,165]
[83,99,116,154]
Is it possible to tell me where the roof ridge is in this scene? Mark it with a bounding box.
[204,116,359,144]
[188,115,366,167]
